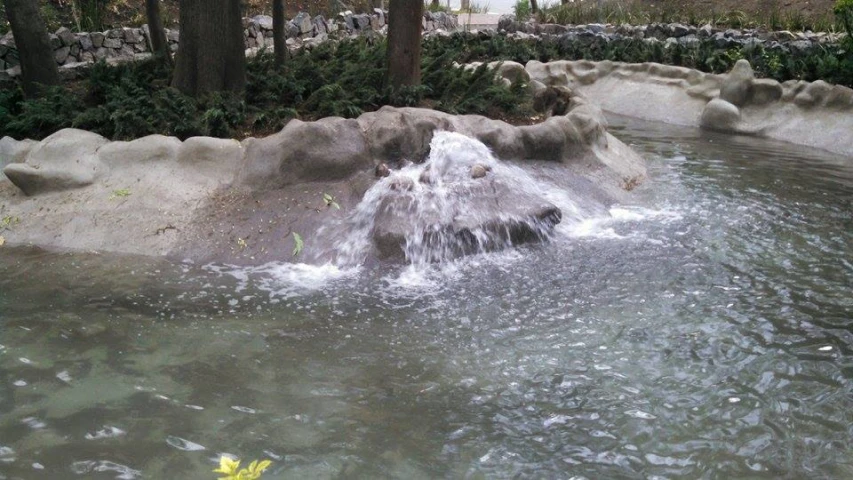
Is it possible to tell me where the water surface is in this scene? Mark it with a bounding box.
[1,117,852,479]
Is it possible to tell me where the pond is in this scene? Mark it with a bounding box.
[1,117,852,479]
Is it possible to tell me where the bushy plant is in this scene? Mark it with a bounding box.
[836,0,853,37]
[514,0,531,22]
[2,86,84,139]
[1,37,535,141]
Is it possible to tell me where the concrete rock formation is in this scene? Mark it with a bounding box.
[525,58,853,156]
[0,105,645,264]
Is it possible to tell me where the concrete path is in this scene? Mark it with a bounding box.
[457,13,502,30]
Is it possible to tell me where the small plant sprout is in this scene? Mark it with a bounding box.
[323,193,340,209]
[213,456,271,480]
[1,215,20,228]
[292,232,304,257]
[109,188,131,200]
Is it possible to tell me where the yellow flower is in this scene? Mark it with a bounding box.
[213,456,240,479]
[245,459,272,479]
[213,456,271,480]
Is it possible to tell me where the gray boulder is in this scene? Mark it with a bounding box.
[78,33,94,51]
[237,117,372,190]
[719,59,755,107]
[699,98,741,132]
[372,175,562,260]
[103,38,122,49]
[253,15,273,30]
[91,32,105,48]
[55,27,76,47]
[54,46,71,64]
[3,129,109,196]
[49,34,62,50]
[123,28,142,44]
[313,15,328,35]
[353,14,371,30]
[294,12,313,34]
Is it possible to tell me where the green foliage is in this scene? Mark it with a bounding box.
[11,31,853,143]
[536,1,835,32]
[459,1,490,14]
[0,37,533,141]
[3,86,84,139]
[426,0,451,13]
[514,0,532,22]
[75,0,107,32]
[836,0,853,37]
[38,4,62,32]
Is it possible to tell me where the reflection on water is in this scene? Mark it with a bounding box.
[1,117,853,479]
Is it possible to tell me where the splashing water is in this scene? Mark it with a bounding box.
[334,131,588,267]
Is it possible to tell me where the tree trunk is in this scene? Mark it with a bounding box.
[386,0,422,89]
[530,0,538,14]
[145,0,172,67]
[272,0,286,68]
[3,0,60,97]
[172,0,246,96]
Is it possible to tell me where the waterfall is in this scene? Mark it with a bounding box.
[334,131,586,267]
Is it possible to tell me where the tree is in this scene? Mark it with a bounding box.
[272,0,286,68]
[530,0,539,14]
[171,0,246,96]
[145,0,172,67]
[386,0,423,89]
[3,0,60,97]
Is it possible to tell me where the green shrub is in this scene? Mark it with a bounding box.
[2,86,83,139]
[514,0,531,22]
[836,0,853,37]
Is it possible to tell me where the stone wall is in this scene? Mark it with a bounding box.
[496,18,846,53]
[0,10,459,75]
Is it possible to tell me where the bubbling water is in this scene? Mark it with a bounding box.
[334,131,589,267]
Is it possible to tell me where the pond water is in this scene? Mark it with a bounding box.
[1,117,852,479]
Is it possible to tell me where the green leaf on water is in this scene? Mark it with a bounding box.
[292,232,303,257]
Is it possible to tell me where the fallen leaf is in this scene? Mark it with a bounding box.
[292,232,303,257]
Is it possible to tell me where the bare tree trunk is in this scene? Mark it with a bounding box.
[272,0,286,68]
[386,0,422,89]
[530,0,538,14]
[145,0,172,67]
[3,0,60,97]
[172,0,246,96]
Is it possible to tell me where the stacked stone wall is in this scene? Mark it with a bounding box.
[0,10,459,75]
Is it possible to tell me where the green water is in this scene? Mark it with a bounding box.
[1,118,852,479]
